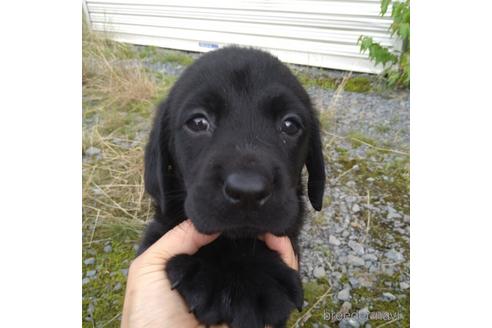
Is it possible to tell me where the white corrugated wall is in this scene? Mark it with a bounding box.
[83,0,400,73]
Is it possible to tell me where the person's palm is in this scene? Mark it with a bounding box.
[121,220,298,328]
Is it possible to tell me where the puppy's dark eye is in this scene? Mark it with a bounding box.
[281,118,301,135]
[186,115,210,133]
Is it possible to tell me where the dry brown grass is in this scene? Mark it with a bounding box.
[82,128,151,242]
[82,20,175,242]
[82,20,157,108]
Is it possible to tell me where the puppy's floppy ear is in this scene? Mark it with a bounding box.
[306,117,326,211]
[144,100,176,215]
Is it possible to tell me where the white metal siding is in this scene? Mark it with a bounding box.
[84,0,400,73]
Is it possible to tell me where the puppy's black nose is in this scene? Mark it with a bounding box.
[223,172,272,207]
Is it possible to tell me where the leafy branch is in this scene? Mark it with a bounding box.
[358,0,410,88]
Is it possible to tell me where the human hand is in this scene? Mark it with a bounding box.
[121,220,299,328]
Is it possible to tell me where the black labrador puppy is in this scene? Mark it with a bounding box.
[138,47,325,328]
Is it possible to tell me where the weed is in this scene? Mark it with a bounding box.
[344,77,372,93]
[137,46,194,66]
[295,72,338,90]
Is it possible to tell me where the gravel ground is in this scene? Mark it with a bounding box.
[298,84,409,327]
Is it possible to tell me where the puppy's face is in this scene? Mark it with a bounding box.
[145,48,325,237]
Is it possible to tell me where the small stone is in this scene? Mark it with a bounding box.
[86,270,97,278]
[403,214,410,223]
[347,255,365,267]
[340,301,352,313]
[133,244,139,252]
[383,266,395,276]
[338,256,347,264]
[358,276,373,288]
[386,206,402,220]
[346,196,358,204]
[357,307,370,325]
[366,177,375,182]
[84,257,95,265]
[329,235,341,246]
[87,302,95,315]
[342,230,350,238]
[365,324,371,328]
[348,277,359,288]
[85,147,101,157]
[313,266,326,279]
[120,268,129,276]
[384,249,404,262]
[382,292,397,301]
[346,181,356,188]
[337,288,351,302]
[303,300,309,308]
[339,317,360,328]
[362,253,377,261]
[400,282,410,290]
[113,282,122,291]
[348,241,364,255]
[352,204,361,213]
[82,277,90,285]
[104,245,112,253]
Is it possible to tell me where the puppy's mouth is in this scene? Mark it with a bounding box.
[195,224,264,238]
[192,220,281,239]
[221,226,268,239]
[186,184,298,239]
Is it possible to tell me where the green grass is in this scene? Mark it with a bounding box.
[350,273,410,328]
[287,275,409,327]
[294,70,375,94]
[287,279,337,327]
[137,45,194,66]
[344,76,372,93]
[83,240,137,327]
[295,72,338,90]
[333,143,410,214]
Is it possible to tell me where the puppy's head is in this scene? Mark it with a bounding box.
[145,47,325,237]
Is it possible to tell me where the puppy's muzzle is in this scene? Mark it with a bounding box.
[223,171,272,208]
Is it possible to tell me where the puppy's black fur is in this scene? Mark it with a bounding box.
[138,47,325,328]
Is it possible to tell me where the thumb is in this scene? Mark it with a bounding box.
[263,233,299,271]
[140,219,220,263]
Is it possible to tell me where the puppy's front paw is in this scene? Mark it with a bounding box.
[166,254,224,324]
[166,253,303,328]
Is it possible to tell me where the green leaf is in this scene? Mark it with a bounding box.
[381,0,391,15]
[399,23,410,39]
[358,36,374,53]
